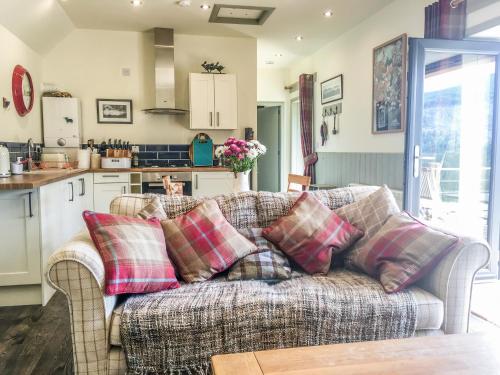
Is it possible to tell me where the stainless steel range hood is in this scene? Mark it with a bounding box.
[143,28,188,115]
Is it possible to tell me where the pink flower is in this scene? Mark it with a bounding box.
[237,140,247,147]
[224,149,232,157]
[229,144,240,153]
[237,154,244,159]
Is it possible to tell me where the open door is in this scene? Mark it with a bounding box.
[405,38,500,279]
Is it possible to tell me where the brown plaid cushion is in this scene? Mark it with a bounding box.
[351,212,459,293]
[137,196,168,221]
[228,228,291,281]
[335,185,400,268]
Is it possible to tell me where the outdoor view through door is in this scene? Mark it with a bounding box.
[406,38,500,278]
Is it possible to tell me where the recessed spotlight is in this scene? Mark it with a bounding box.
[200,4,210,10]
[295,35,303,41]
[130,0,143,7]
[324,9,333,17]
[177,0,191,7]
[274,53,283,57]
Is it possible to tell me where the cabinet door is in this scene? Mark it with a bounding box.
[214,74,237,130]
[0,190,41,286]
[93,183,128,213]
[189,73,215,129]
[192,172,234,198]
[76,173,94,212]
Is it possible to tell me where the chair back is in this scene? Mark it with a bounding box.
[287,174,311,192]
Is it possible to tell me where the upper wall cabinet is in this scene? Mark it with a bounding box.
[189,73,237,130]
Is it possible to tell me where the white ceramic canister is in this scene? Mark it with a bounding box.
[11,157,24,175]
[0,145,10,177]
[77,148,91,169]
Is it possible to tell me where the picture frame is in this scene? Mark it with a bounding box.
[321,74,343,104]
[372,34,407,134]
[96,99,133,124]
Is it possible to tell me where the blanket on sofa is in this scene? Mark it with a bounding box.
[120,270,417,375]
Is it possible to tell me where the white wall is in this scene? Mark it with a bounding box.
[288,0,430,154]
[257,68,288,103]
[0,23,43,143]
[42,29,257,145]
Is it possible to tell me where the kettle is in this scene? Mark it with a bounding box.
[0,145,10,177]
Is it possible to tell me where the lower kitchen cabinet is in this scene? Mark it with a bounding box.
[93,173,130,213]
[192,171,234,198]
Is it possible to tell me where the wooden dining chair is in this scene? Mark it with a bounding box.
[287,174,311,192]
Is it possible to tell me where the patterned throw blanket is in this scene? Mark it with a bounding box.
[120,270,417,375]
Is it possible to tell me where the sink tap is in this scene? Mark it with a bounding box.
[27,138,34,172]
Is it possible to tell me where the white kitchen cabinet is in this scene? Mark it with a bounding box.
[93,173,129,213]
[0,190,41,287]
[192,172,234,198]
[189,73,237,130]
[42,97,82,148]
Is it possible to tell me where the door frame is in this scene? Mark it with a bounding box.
[257,102,285,191]
[405,37,500,279]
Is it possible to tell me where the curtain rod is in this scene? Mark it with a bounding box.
[450,0,465,8]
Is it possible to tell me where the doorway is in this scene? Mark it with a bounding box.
[405,38,500,279]
[257,104,282,192]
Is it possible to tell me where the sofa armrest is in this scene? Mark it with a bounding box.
[416,237,491,334]
[46,230,117,375]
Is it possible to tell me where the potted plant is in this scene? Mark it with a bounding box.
[215,137,266,192]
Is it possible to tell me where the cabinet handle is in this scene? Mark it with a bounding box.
[28,192,33,218]
[217,112,220,127]
[195,174,199,189]
[209,112,213,127]
[122,186,127,194]
[79,178,85,196]
[102,175,119,178]
[69,182,74,202]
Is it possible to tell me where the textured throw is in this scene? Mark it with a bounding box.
[120,270,417,374]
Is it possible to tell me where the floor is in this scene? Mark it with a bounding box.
[0,289,499,375]
[471,281,500,327]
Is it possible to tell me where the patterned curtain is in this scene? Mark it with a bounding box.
[299,74,317,183]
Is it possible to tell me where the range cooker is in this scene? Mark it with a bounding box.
[142,171,192,196]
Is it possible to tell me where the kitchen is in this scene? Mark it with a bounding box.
[0,27,257,307]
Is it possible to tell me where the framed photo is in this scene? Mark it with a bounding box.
[372,34,407,134]
[96,99,133,124]
[321,74,343,104]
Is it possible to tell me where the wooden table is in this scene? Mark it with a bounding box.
[211,333,500,375]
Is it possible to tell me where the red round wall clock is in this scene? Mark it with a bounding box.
[12,64,34,117]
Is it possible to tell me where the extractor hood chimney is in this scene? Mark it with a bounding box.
[143,28,188,115]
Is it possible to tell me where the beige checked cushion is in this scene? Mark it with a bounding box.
[335,185,400,266]
[136,196,168,220]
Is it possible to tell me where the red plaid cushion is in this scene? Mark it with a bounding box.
[352,212,459,293]
[262,192,363,275]
[83,211,179,295]
[161,200,257,282]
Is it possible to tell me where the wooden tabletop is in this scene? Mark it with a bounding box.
[0,169,89,191]
[212,333,500,375]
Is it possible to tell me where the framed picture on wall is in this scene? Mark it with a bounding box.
[321,74,343,104]
[372,34,407,134]
[96,99,133,124]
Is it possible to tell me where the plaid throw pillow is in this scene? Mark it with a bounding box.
[228,228,291,281]
[262,192,363,275]
[352,212,459,293]
[335,185,400,268]
[161,200,257,283]
[137,196,168,221]
[83,211,179,295]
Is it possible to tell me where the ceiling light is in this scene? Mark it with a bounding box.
[324,9,333,17]
[274,53,283,57]
[130,0,143,7]
[177,0,191,7]
[295,35,303,41]
[200,4,210,10]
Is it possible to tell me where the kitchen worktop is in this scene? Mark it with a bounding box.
[0,167,231,191]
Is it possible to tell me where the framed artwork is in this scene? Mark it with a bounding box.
[321,74,343,104]
[96,99,133,124]
[372,34,407,134]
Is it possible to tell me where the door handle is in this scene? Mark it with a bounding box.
[79,178,85,196]
[216,112,220,127]
[209,112,213,127]
[195,174,199,189]
[68,182,74,202]
[413,145,420,178]
[28,192,33,218]
[122,185,127,194]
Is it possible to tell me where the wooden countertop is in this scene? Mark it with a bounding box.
[0,167,231,191]
[0,169,89,191]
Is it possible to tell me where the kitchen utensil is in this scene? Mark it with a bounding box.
[332,109,338,135]
[0,145,11,177]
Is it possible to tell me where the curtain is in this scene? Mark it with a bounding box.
[299,74,317,183]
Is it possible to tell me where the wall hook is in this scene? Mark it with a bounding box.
[2,97,10,109]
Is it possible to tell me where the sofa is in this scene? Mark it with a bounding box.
[46,186,490,375]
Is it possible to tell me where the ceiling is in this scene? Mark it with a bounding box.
[57,0,393,68]
[0,0,395,67]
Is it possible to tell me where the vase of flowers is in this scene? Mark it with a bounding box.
[215,137,266,193]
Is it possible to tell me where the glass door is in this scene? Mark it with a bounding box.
[405,38,500,278]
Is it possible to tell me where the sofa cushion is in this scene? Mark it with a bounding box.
[228,228,291,281]
[162,200,257,282]
[351,212,459,293]
[83,211,180,295]
[263,193,363,274]
[136,196,168,221]
[109,274,444,348]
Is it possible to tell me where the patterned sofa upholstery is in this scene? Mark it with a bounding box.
[46,187,490,375]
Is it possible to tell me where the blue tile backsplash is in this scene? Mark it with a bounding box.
[0,141,42,163]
